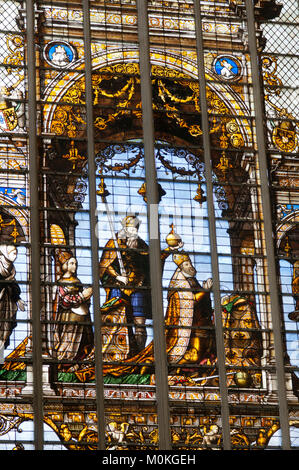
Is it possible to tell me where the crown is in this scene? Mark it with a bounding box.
[56,249,73,265]
[121,215,140,228]
[172,252,190,266]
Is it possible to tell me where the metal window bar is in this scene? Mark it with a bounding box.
[193,0,232,451]
[82,0,106,450]
[245,0,291,450]
[136,0,172,450]
[26,0,44,451]
[5,0,295,451]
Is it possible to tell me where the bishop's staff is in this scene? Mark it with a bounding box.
[96,169,127,277]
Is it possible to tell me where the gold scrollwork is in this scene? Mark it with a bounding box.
[62,140,85,169]
[50,63,241,153]
[272,120,298,153]
[262,55,298,153]
[261,56,282,98]
[0,215,20,243]
[3,34,25,90]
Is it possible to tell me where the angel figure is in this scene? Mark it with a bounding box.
[106,421,130,449]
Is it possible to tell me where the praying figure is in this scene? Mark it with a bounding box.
[53,250,94,365]
[165,252,216,371]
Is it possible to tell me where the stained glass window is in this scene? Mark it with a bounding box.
[0,0,297,452]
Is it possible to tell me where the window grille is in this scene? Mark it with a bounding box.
[0,0,297,451]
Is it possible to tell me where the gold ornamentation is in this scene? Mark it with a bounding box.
[219,124,229,149]
[50,63,236,151]
[272,120,298,153]
[262,55,298,152]
[193,181,207,204]
[0,408,282,450]
[234,370,252,387]
[166,223,182,247]
[0,107,18,131]
[0,215,20,243]
[62,141,85,169]
[50,224,66,246]
[216,152,233,176]
[283,236,292,257]
[222,295,262,387]
[96,172,110,201]
[137,182,166,203]
[262,56,282,98]
[137,182,146,201]
[230,429,250,449]
[225,119,244,148]
[0,87,19,131]
[3,34,25,90]
[255,422,280,449]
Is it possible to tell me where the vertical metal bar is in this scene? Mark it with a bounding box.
[26,0,44,450]
[193,0,232,450]
[136,0,172,450]
[82,0,106,450]
[245,0,291,449]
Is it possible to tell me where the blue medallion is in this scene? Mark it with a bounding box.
[44,41,76,68]
[214,56,242,80]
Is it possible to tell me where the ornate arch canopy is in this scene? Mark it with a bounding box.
[0,195,28,243]
[43,56,253,216]
[43,49,253,147]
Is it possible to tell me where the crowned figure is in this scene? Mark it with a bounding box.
[52,249,94,366]
[165,251,215,370]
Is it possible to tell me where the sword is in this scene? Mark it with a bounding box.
[192,372,236,382]
[97,172,126,277]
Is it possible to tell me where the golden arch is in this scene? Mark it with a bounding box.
[43,48,252,147]
[276,211,299,248]
[0,194,29,241]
